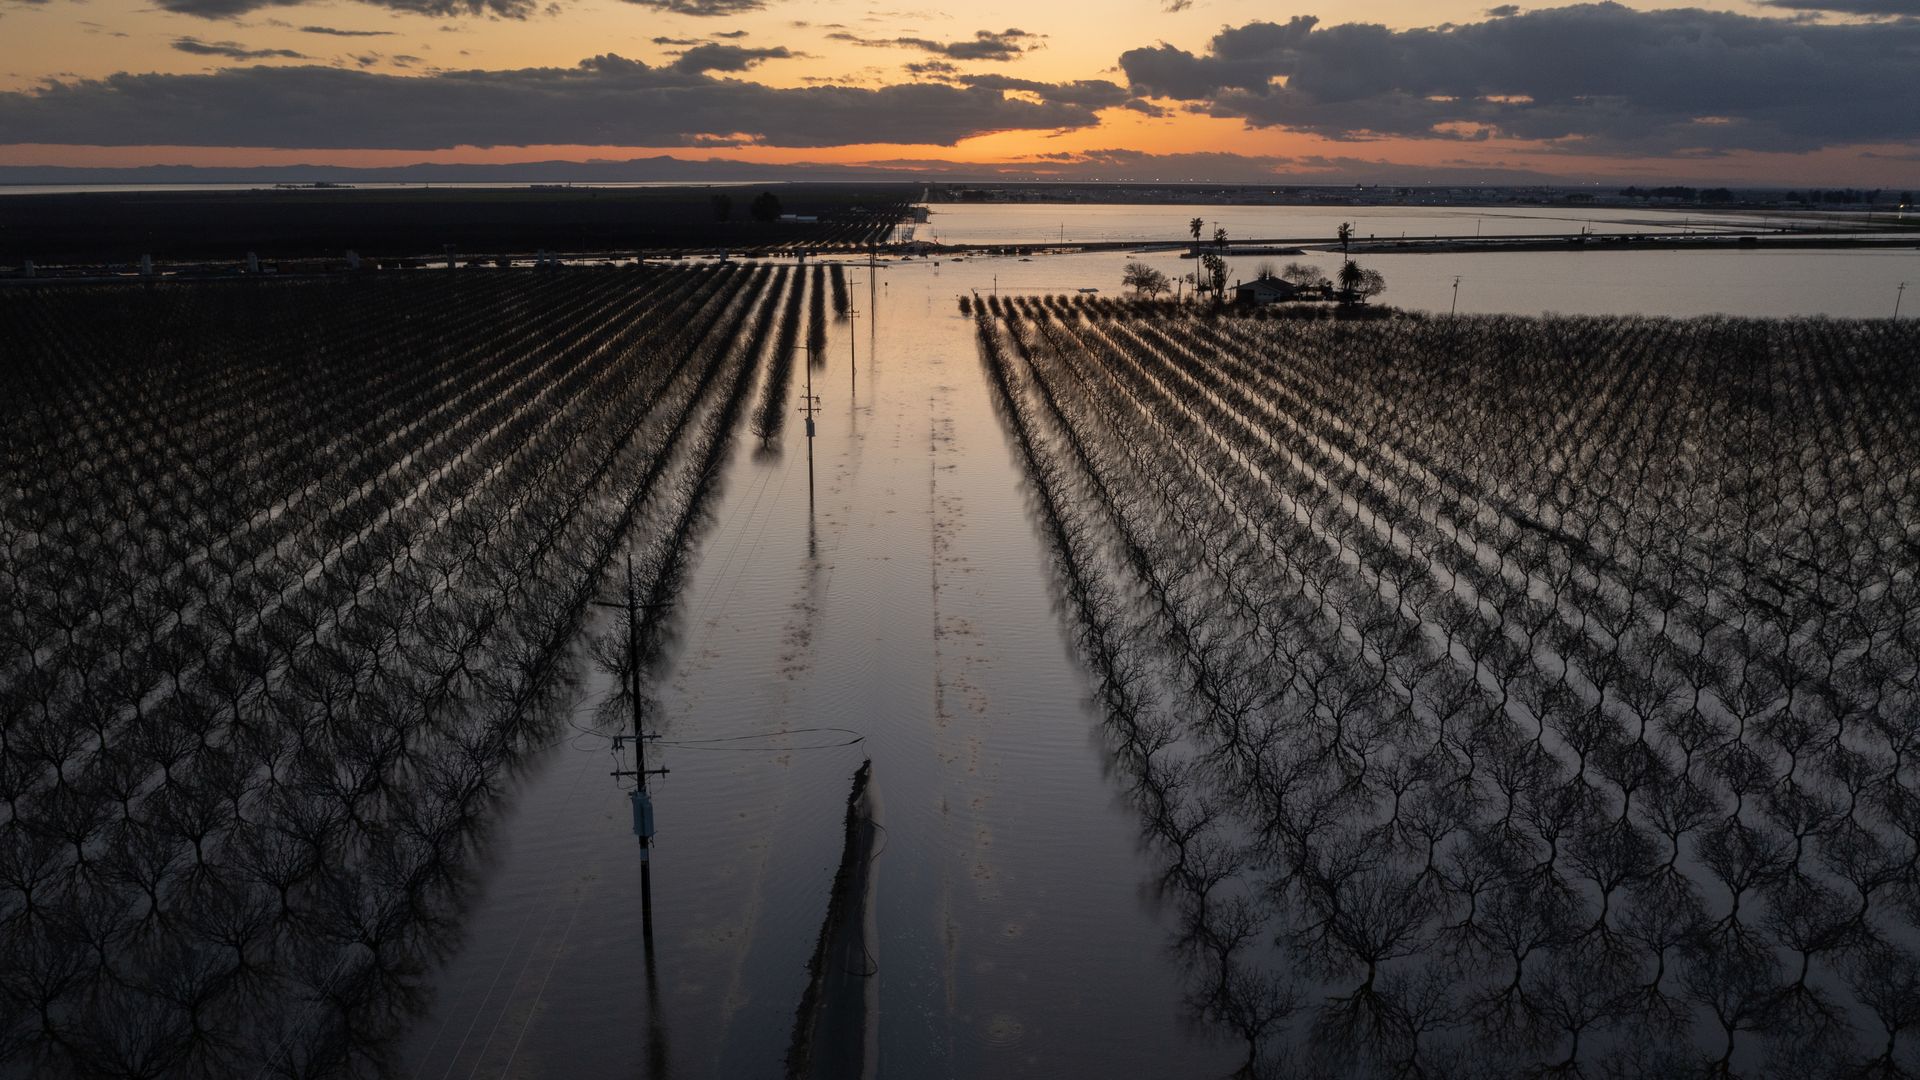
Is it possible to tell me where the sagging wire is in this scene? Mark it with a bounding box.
[654,726,866,752]
[588,721,866,795]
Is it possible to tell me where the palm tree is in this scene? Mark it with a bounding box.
[1190,217,1204,244]
[1338,259,1363,304]
[1337,221,1353,257]
[1336,260,1386,305]
[1201,252,1228,300]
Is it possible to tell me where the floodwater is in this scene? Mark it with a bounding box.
[912,203,1920,319]
[398,212,1917,1079]
[920,244,1920,320]
[398,261,1234,1078]
[913,202,1904,247]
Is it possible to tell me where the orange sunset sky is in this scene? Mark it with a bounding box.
[0,0,1916,185]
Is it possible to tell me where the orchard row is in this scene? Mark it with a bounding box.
[0,267,824,1077]
[974,294,1920,1077]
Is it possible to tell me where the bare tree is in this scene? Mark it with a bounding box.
[1123,261,1172,298]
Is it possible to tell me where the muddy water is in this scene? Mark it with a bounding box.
[398,265,1232,1078]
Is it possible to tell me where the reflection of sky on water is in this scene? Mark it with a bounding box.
[9,233,1917,1078]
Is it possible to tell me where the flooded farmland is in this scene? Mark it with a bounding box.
[394,261,1234,1079]
[5,204,1920,1078]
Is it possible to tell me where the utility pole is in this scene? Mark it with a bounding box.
[1450,275,1462,317]
[799,342,821,505]
[847,287,859,396]
[591,553,671,937]
[1898,281,1908,319]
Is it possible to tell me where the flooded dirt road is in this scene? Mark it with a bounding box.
[399,262,1232,1078]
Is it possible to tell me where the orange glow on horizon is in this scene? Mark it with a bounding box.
[0,0,1915,186]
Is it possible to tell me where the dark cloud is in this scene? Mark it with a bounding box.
[1118,3,1920,153]
[829,27,1038,61]
[618,0,764,15]
[714,29,749,38]
[668,43,794,73]
[955,74,1132,110]
[1015,147,1285,178]
[154,0,536,19]
[856,147,1572,184]
[171,36,309,59]
[298,25,395,36]
[1755,0,1919,12]
[898,65,1141,112]
[0,54,1100,149]
[1118,16,1317,99]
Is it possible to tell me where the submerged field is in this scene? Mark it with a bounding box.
[974,295,1920,1075]
[0,267,802,1074]
[4,265,1919,1078]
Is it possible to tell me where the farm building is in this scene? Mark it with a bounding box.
[1233,277,1305,304]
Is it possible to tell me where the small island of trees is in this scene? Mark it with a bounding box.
[1125,220,1394,310]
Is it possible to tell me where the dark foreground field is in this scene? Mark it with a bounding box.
[0,185,908,266]
[5,271,1920,1077]
[0,268,796,1075]
[974,295,1920,1076]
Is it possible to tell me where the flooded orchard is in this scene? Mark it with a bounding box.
[393,262,1227,1078]
[4,231,1920,1078]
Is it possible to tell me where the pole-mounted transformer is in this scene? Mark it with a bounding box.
[631,789,656,852]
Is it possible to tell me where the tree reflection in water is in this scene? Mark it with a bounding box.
[975,295,1920,1077]
[0,268,782,1077]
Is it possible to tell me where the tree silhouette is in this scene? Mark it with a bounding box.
[1123,261,1172,298]
[1200,252,1228,300]
[1280,261,1328,289]
[1337,260,1385,304]
[750,191,783,223]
